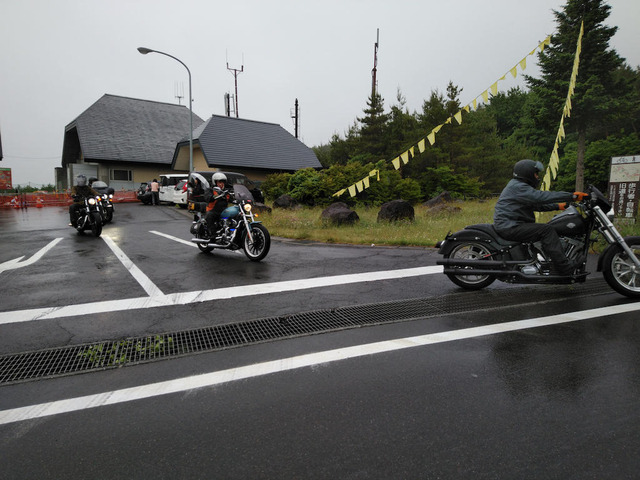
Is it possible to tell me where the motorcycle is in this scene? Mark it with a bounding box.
[189,183,271,262]
[436,185,640,299]
[71,195,103,237]
[97,193,114,223]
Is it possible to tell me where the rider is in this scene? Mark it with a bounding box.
[493,159,588,276]
[204,172,230,237]
[69,174,99,226]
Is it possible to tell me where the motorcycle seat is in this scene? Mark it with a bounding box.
[466,223,521,247]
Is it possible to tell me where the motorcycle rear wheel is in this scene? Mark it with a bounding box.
[445,242,496,290]
[90,212,103,237]
[243,224,270,262]
[601,236,640,298]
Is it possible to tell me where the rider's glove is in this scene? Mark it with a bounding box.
[558,202,568,210]
[573,191,589,201]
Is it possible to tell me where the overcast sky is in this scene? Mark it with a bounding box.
[1,0,638,187]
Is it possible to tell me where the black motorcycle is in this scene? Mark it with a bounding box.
[190,184,271,262]
[436,185,640,298]
[97,193,114,223]
[71,196,103,237]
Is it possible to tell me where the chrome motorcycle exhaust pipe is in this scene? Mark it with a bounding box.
[442,267,587,281]
[438,258,530,268]
[190,238,226,248]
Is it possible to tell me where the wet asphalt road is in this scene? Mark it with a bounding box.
[1,203,639,479]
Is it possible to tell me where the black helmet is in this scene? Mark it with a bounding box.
[76,174,87,187]
[513,159,544,187]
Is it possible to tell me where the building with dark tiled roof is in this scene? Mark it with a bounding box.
[58,94,321,191]
[172,115,321,180]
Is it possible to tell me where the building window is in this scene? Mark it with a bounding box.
[111,169,132,181]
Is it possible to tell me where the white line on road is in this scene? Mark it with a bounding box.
[1,301,639,426]
[102,235,164,297]
[0,238,63,274]
[0,265,443,325]
[150,230,197,248]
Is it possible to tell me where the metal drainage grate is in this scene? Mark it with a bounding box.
[0,279,612,385]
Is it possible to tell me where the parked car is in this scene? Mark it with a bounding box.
[159,174,189,204]
[137,182,152,205]
[187,171,264,204]
[173,179,189,208]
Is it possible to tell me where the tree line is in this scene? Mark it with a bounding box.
[262,0,639,206]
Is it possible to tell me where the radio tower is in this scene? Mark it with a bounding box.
[227,54,244,118]
[371,28,379,98]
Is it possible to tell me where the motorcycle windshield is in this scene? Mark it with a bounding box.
[233,184,254,202]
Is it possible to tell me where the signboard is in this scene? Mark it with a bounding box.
[0,167,12,190]
[608,155,640,221]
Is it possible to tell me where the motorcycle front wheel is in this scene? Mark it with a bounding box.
[601,236,640,298]
[90,212,103,237]
[243,224,271,262]
[445,242,496,290]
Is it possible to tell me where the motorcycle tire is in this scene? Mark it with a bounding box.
[105,210,113,223]
[445,241,496,290]
[243,224,271,262]
[90,212,103,237]
[601,236,640,298]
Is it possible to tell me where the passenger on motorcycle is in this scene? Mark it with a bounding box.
[493,159,588,276]
[69,174,99,227]
[204,172,230,237]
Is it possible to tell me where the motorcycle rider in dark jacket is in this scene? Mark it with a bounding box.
[494,159,588,276]
[204,172,229,237]
[69,174,99,227]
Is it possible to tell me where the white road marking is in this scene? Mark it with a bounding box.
[102,235,164,297]
[1,301,639,426]
[150,230,197,248]
[0,266,443,325]
[0,238,63,274]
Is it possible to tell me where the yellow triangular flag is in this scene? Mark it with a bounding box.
[482,90,489,102]
[401,151,409,164]
[510,66,518,78]
[363,177,370,189]
[427,132,436,145]
[463,105,470,113]
[473,98,477,109]
[445,117,452,124]
[433,125,443,134]
[542,171,551,191]
[356,180,363,193]
[409,146,415,157]
[418,139,426,153]
[519,57,527,70]
[454,111,462,124]
[333,189,346,197]
[348,185,356,197]
[392,157,401,170]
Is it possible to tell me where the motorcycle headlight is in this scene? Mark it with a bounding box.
[88,198,97,205]
[109,194,113,199]
[243,203,252,212]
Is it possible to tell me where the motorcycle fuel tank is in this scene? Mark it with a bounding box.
[548,207,586,236]
[221,205,240,219]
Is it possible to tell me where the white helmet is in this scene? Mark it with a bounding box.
[212,172,227,183]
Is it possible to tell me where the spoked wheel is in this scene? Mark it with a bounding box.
[243,224,271,262]
[445,242,496,290]
[602,236,640,298]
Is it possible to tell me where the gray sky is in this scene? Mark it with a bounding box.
[1,0,638,187]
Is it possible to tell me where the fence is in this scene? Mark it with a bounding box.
[0,191,138,209]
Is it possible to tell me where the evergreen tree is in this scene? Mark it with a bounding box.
[526,0,627,190]
[357,92,390,159]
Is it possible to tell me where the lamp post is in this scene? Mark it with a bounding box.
[137,47,193,172]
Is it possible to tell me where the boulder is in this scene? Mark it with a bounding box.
[424,191,453,208]
[321,202,360,225]
[377,199,415,223]
[273,194,297,209]
[427,203,462,215]
[252,203,272,215]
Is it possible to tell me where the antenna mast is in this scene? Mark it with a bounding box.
[371,28,379,98]
[174,82,184,105]
[226,54,244,118]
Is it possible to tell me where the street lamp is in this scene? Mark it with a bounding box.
[137,47,193,173]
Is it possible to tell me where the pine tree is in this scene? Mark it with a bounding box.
[526,0,627,190]
[357,92,390,159]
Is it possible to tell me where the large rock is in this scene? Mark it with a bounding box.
[377,199,415,223]
[273,194,297,209]
[424,191,453,208]
[321,202,360,225]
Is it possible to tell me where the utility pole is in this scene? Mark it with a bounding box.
[227,57,244,118]
[371,28,379,98]
[291,98,299,139]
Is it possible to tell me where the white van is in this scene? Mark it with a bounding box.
[158,174,189,204]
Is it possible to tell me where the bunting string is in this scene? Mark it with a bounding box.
[539,21,584,192]
[333,34,552,198]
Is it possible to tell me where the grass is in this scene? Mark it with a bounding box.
[259,199,640,250]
